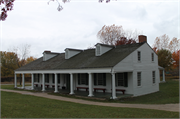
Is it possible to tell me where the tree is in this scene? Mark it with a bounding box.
[97,24,139,46]
[172,50,179,69]
[153,34,180,53]
[0,0,113,21]
[26,56,37,64]
[0,51,18,77]
[9,44,32,85]
[0,0,15,21]
[157,49,173,71]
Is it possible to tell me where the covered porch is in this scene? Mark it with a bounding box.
[20,86,133,99]
[14,69,133,99]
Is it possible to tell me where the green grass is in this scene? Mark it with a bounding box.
[48,80,180,104]
[1,91,179,118]
[118,80,179,104]
[1,80,179,104]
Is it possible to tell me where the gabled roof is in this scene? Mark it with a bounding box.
[15,43,145,71]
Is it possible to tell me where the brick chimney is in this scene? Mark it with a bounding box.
[139,35,147,43]
[44,50,51,53]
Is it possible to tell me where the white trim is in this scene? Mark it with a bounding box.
[15,68,112,74]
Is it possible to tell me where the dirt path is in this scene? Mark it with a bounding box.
[1,89,179,112]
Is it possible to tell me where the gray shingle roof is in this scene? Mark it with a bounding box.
[15,43,144,71]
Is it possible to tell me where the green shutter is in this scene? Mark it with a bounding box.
[94,73,97,85]
[86,74,88,85]
[103,73,106,86]
[78,74,80,85]
[124,72,128,87]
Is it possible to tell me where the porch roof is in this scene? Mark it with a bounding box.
[15,43,144,71]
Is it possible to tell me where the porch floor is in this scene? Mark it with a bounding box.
[20,86,133,99]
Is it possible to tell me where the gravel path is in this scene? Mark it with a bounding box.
[1,89,179,112]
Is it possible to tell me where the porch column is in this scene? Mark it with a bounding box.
[54,73,58,93]
[111,73,117,99]
[162,70,165,82]
[22,73,25,89]
[88,73,93,97]
[31,73,34,90]
[42,73,45,91]
[14,73,17,88]
[70,73,74,95]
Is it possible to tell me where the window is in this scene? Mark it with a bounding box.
[115,73,128,87]
[138,51,141,61]
[45,74,49,83]
[152,53,154,61]
[152,71,155,84]
[78,74,88,85]
[137,72,141,86]
[94,73,106,86]
[34,74,39,82]
[116,73,124,86]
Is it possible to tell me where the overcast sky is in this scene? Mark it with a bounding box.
[0,0,179,58]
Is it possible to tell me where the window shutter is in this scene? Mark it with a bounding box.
[103,73,106,86]
[124,72,128,87]
[78,74,80,85]
[115,74,117,87]
[38,74,40,82]
[58,74,60,84]
[94,73,97,85]
[86,74,88,85]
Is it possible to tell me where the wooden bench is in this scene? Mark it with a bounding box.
[77,87,89,91]
[94,88,106,93]
[34,84,38,87]
[41,84,49,88]
[111,89,126,94]
[52,85,60,88]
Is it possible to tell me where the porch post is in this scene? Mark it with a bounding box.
[54,73,58,93]
[111,72,117,99]
[22,73,25,89]
[70,73,74,95]
[31,73,34,90]
[42,73,45,91]
[88,73,93,97]
[14,73,17,88]
[162,70,165,82]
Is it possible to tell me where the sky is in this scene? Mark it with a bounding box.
[0,0,179,58]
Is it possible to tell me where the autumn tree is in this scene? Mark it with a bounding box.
[157,49,173,71]
[97,24,140,46]
[26,56,37,64]
[153,34,180,53]
[0,0,15,21]
[1,0,112,21]
[172,50,179,69]
[0,51,18,77]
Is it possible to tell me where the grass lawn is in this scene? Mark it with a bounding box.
[1,80,179,104]
[1,91,179,118]
[45,80,180,104]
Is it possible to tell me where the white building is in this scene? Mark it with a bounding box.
[14,35,165,99]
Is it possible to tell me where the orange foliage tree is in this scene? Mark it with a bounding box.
[172,50,179,69]
[97,24,140,46]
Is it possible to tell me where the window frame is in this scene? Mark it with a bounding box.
[152,71,155,84]
[137,72,141,87]
[78,73,88,85]
[94,73,106,86]
[137,51,141,62]
[152,53,154,62]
